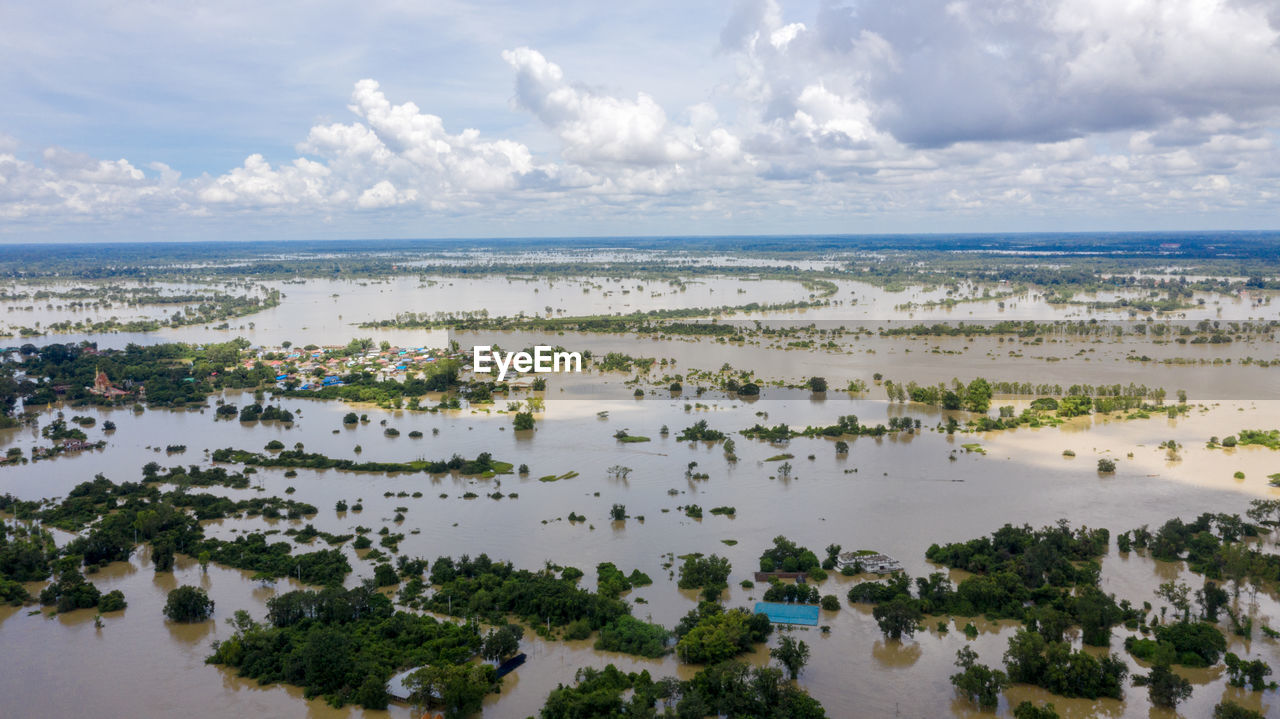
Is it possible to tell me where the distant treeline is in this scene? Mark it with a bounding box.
[358,300,829,333]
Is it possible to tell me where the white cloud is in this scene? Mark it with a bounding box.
[357,180,414,209]
[503,47,699,167]
[2,0,1279,235]
[727,0,1280,148]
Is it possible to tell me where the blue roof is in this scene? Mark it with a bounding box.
[754,602,820,626]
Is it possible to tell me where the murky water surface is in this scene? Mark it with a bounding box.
[2,269,1279,718]
[6,273,1273,349]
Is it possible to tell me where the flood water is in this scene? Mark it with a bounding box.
[6,272,1273,350]
[2,271,1279,718]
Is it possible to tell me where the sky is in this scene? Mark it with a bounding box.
[1,0,1279,242]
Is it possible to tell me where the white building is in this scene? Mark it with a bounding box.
[837,552,903,574]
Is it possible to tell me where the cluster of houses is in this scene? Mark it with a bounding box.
[245,345,460,390]
[27,438,106,461]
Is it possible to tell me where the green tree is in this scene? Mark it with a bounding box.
[1012,702,1060,719]
[677,554,731,595]
[481,624,524,662]
[163,585,214,622]
[770,635,810,680]
[1197,579,1229,621]
[965,378,993,412]
[152,540,175,573]
[407,663,497,719]
[872,596,922,641]
[1003,629,1049,684]
[373,563,399,587]
[1134,662,1192,709]
[949,646,1009,710]
[353,674,389,710]
[300,626,353,695]
[1157,580,1192,622]
[1224,652,1274,691]
[1214,701,1265,719]
[593,615,670,658]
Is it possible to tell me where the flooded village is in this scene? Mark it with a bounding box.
[0,237,1277,719]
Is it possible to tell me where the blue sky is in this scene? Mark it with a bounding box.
[2,0,1279,242]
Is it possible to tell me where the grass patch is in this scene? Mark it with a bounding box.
[538,471,580,482]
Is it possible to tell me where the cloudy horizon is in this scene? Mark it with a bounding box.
[2,0,1279,242]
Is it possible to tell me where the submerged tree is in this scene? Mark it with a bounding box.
[872,596,922,641]
[770,635,810,680]
[1133,662,1192,709]
[481,624,525,663]
[163,586,214,622]
[407,663,497,719]
[950,646,1009,710]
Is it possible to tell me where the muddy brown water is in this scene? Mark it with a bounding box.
[7,274,1272,349]
[2,277,1279,718]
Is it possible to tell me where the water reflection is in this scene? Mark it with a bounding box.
[871,638,923,668]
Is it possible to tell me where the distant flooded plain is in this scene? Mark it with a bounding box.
[5,272,1273,349]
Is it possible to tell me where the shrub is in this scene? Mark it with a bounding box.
[564,618,592,640]
[373,563,399,587]
[594,615,670,658]
[98,589,127,612]
[163,586,214,622]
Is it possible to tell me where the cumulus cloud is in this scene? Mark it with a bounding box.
[726,0,1280,148]
[2,0,1279,234]
[501,47,758,192]
[0,147,176,220]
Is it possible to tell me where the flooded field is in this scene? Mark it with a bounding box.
[2,252,1279,719]
[6,271,1273,349]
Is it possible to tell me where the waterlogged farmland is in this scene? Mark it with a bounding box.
[2,236,1280,719]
